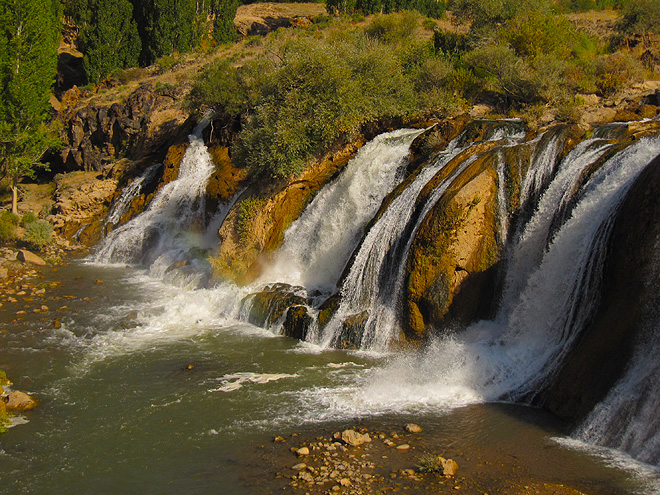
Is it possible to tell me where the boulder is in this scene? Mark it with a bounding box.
[242,284,308,329]
[340,429,371,447]
[17,249,46,265]
[403,151,501,340]
[282,305,313,341]
[5,391,37,411]
[338,311,369,349]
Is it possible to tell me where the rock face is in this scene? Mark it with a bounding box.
[50,171,118,242]
[404,152,500,339]
[541,152,660,421]
[234,3,324,37]
[58,83,192,173]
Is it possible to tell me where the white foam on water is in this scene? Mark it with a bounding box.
[555,437,660,495]
[207,372,298,393]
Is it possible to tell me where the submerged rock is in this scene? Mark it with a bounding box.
[5,391,37,411]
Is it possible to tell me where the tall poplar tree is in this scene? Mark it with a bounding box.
[79,0,141,83]
[0,0,60,214]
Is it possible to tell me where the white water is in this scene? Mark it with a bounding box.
[354,135,660,412]
[259,128,423,291]
[87,118,660,478]
[316,122,525,350]
[105,163,162,226]
[93,119,216,269]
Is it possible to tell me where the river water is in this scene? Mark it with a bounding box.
[0,260,658,494]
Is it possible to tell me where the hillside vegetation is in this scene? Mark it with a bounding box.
[185,0,659,178]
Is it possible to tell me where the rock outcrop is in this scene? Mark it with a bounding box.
[57,83,192,173]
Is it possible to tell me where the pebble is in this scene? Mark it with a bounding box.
[396,444,410,450]
[296,447,310,456]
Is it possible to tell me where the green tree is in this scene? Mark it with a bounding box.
[0,0,60,214]
[131,0,198,65]
[80,0,141,82]
[211,0,239,44]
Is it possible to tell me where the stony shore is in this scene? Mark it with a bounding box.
[252,420,602,495]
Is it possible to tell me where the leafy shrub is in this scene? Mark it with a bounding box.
[593,53,640,97]
[156,54,178,73]
[229,35,416,177]
[422,18,437,30]
[365,12,420,44]
[185,60,247,118]
[23,220,53,250]
[499,11,577,60]
[21,212,38,226]
[464,43,541,105]
[433,30,470,58]
[616,0,660,37]
[1,211,19,226]
[0,216,17,242]
[448,0,551,31]
[417,453,443,473]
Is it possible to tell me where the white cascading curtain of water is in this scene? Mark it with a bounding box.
[259,128,425,292]
[93,118,216,266]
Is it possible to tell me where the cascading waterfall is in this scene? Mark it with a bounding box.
[359,135,660,426]
[499,135,617,311]
[575,306,660,466]
[316,122,525,350]
[259,128,424,291]
[82,116,660,474]
[105,163,162,226]
[93,118,216,271]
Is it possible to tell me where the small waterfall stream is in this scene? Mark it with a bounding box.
[93,119,217,272]
[105,163,162,226]
[259,128,424,291]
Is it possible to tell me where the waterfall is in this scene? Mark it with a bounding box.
[93,118,216,271]
[315,121,525,350]
[105,163,162,227]
[359,135,660,411]
[575,311,660,466]
[259,128,424,292]
[499,136,616,311]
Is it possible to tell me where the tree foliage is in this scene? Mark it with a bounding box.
[80,0,141,82]
[327,0,446,19]
[0,0,60,213]
[67,0,239,81]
